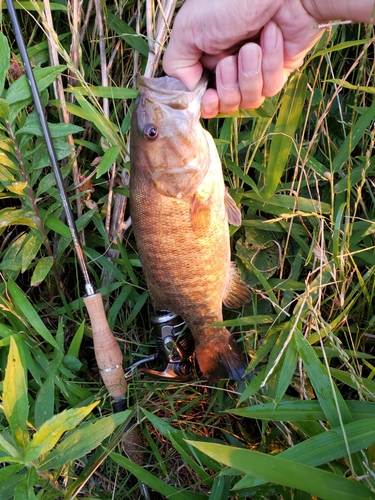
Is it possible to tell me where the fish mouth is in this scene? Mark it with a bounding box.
[137,75,208,110]
[139,75,189,93]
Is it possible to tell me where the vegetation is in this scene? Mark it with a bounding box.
[0,1,375,498]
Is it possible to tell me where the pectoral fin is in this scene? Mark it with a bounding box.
[223,262,251,308]
[224,189,242,226]
[190,192,212,237]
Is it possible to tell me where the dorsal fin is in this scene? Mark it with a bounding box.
[224,189,241,226]
[223,262,251,308]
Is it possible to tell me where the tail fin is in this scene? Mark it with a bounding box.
[195,329,250,383]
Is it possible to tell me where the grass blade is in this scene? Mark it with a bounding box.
[0,33,10,96]
[188,441,375,500]
[264,72,307,199]
[7,279,60,351]
[228,400,375,421]
[332,100,375,172]
[110,452,207,500]
[275,333,298,403]
[234,417,375,490]
[294,328,353,427]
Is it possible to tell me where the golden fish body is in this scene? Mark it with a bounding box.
[130,76,250,381]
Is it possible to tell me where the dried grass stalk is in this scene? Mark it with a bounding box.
[101,0,177,289]
[41,0,85,240]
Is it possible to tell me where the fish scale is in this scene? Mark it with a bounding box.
[130,75,251,382]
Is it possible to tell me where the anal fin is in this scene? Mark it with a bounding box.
[195,330,251,382]
[223,262,251,308]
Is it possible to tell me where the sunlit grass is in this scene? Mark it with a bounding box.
[0,2,374,499]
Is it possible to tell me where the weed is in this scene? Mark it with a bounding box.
[0,2,374,499]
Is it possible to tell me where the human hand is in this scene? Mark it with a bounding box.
[163,0,374,117]
[162,0,323,117]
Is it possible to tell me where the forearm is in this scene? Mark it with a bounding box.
[302,0,375,23]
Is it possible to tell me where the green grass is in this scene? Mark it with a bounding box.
[0,2,375,499]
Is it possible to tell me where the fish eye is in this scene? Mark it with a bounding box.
[143,124,159,141]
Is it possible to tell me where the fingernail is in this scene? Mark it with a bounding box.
[201,103,219,118]
[263,22,278,52]
[240,44,260,77]
[218,56,238,89]
[201,89,219,117]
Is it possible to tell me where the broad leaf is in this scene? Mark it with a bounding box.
[0,98,10,121]
[34,376,55,429]
[13,467,39,500]
[24,402,98,462]
[3,337,29,448]
[39,410,131,470]
[15,122,84,138]
[6,65,67,105]
[30,256,54,287]
[21,232,45,273]
[0,471,28,500]
[96,145,120,178]
[107,12,149,56]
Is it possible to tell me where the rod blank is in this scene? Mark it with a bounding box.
[6,0,94,295]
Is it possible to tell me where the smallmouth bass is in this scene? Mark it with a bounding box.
[130,76,251,382]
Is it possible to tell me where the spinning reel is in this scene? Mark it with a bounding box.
[126,310,197,381]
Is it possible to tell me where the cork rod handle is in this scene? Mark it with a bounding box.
[83,293,126,399]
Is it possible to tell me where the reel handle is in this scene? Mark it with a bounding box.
[138,360,194,381]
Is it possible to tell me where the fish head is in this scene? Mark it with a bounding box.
[130,75,210,199]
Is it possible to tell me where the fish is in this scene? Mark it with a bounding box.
[129,75,251,382]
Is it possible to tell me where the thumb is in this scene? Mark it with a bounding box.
[163,36,204,91]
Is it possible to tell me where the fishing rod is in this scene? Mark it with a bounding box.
[5,4,154,497]
[5,0,197,386]
[5,0,127,410]
[5,4,202,496]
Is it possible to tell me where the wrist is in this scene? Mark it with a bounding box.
[301,0,375,23]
